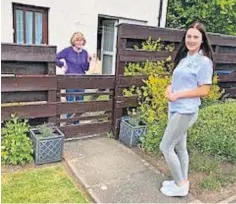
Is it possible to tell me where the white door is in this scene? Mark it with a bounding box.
[101,20,118,75]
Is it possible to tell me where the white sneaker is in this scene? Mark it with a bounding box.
[162,180,175,187]
[160,182,189,197]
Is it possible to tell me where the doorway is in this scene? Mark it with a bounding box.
[97,16,118,75]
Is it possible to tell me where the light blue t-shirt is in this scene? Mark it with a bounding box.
[169,51,213,114]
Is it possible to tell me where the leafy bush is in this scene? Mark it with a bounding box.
[139,75,170,123]
[201,75,223,107]
[124,38,172,124]
[134,37,175,52]
[140,119,167,153]
[124,60,172,76]
[188,102,236,163]
[1,114,33,165]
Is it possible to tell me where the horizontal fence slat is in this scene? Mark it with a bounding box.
[57,75,115,89]
[118,24,236,47]
[1,76,57,92]
[57,100,113,114]
[215,54,236,64]
[60,122,112,138]
[120,50,236,64]
[1,103,56,121]
[218,71,236,82]
[58,113,112,123]
[115,96,138,108]
[1,43,56,62]
[209,35,236,47]
[120,50,174,62]
[118,24,184,42]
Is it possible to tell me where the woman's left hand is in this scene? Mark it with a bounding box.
[166,92,180,102]
[88,54,92,62]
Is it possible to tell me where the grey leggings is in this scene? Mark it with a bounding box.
[160,112,198,185]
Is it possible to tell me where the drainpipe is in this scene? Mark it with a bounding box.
[158,0,163,27]
[158,0,168,28]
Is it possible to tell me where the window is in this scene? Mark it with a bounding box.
[13,3,49,44]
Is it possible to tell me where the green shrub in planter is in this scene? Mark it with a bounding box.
[188,101,236,163]
[1,114,33,165]
[30,123,65,165]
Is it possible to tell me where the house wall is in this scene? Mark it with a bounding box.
[1,0,168,54]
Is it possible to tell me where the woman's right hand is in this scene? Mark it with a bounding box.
[56,59,67,75]
[61,59,67,73]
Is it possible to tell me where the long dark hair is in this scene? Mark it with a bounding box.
[173,21,214,72]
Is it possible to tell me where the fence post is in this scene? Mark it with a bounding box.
[112,25,127,139]
[47,62,57,124]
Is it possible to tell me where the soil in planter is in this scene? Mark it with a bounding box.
[132,147,236,203]
[126,120,146,127]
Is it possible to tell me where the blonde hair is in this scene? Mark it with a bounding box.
[70,32,86,46]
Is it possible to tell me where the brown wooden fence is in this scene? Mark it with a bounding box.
[1,24,236,139]
[1,75,116,138]
[1,43,56,75]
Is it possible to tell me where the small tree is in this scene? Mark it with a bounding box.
[167,0,236,35]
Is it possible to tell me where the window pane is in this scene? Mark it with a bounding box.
[102,55,113,74]
[35,12,43,44]
[25,11,33,44]
[103,22,115,52]
[16,9,24,44]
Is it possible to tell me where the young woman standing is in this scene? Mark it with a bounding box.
[160,22,214,197]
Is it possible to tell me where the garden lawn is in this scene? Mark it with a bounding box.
[1,164,88,203]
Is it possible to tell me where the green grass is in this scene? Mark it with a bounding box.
[200,175,221,190]
[1,165,88,203]
[190,150,236,191]
[190,150,220,174]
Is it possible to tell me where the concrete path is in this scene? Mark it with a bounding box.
[64,136,197,203]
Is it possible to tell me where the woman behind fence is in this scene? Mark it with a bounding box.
[159,21,214,197]
[56,32,90,124]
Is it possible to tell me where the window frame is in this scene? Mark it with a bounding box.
[12,3,49,44]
